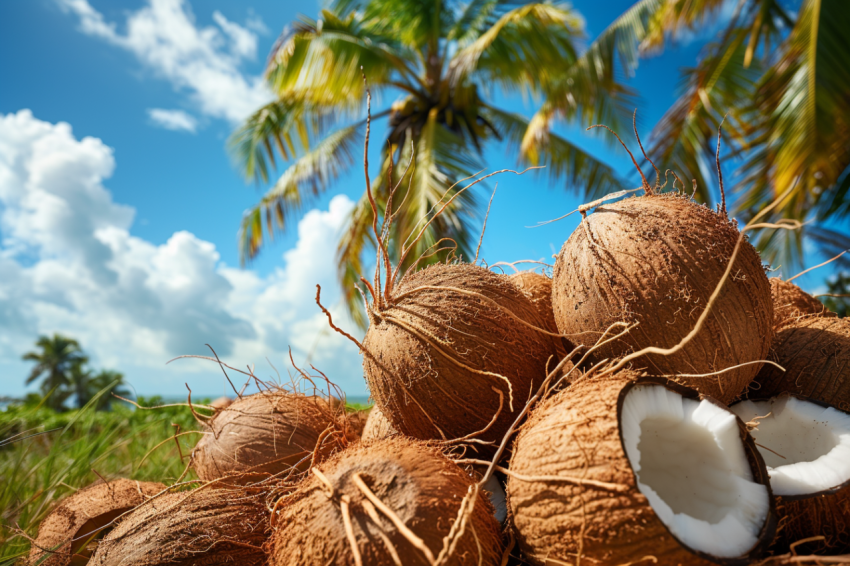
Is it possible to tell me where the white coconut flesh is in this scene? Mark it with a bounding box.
[621,385,770,558]
[730,396,850,497]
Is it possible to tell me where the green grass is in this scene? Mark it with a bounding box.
[0,393,371,564]
[0,396,206,564]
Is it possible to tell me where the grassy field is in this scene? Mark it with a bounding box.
[0,395,206,564]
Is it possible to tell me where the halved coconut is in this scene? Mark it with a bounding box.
[360,405,397,441]
[751,317,850,405]
[730,395,850,553]
[270,437,503,565]
[192,392,348,484]
[769,278,835,327]
[28,478,165,566]
[89,487,269,566]
[507,372,776,565]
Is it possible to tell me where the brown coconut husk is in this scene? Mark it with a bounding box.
[506,371,776,566]
[89,487,269,566]
[28,479,165,566]
[191,391,350,484]
[208,396,232,410]
[750,317,850,407]
[552,192,773,403]
[270,437,503,566]
[363,262,566,446]
[361,405,397,442]
[769,278,835,327]
[508,270,573,359]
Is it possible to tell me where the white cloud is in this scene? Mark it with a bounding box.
[0,110,364,397]
[147,108,198,132]
[58,0,273,124]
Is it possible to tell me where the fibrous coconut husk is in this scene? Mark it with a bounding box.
[750,317,850,408]
[506,371,776,566]
[270,437,503,566]
[508,271,573,360]
[363,262,567,446]
[208,396,232,410]
[28,478,165,566]
[552,193,772,403]
[192,392,349,484]
[89,487,269,566]
[769,278,835,327]
[360,406,397,442]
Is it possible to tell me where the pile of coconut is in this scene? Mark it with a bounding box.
[25,115,850,566]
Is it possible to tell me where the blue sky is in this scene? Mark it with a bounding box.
[0,0,826,400]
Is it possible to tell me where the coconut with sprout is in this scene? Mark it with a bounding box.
[89,487,268,566]
[730,395,850,553]
[769,278,834,326]
[508,270,573,360]
[28,479,164,566]
[362,262,565,446]
[192,392,350,484]
[507,371,776,565]
[361,405,397,441]
[270,437,503,566]
[552,191,772,403]
[751,317,850,406]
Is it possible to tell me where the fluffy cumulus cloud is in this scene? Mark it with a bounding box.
[58,0,272,126]
[0,110,364,397]
[147,108,198,132]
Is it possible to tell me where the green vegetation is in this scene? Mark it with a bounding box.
[0,395,204,564]
[233,0,850,324]
[22,334,130,411]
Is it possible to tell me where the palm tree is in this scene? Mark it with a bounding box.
[69,360,92,409]
[232,0,671,325]
[22,334,88,411]
[821,272,850,317]
[635,0,850,275]
[86,370,131,411]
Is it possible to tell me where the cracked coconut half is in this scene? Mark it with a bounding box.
[731,395,850,553]
[508,373,775,565]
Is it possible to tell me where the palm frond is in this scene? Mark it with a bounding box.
[485,105,626,199]
[337,114,482,328]
[640,0,729,55]
[449,3,583,90]
[647,32,760,204]
[239,121,367,262]
[267,10,416,106]
[737,0,850,271]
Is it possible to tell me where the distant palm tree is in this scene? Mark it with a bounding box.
[69,361,92,409]
[87,370,131,411]
[232,0,657,324]
[822,272,850,317]
[22,334,88,411]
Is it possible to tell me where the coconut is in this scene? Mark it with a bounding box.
[750,317,850,407]
[208,396,232,410]
[89,487,268,566]
[361,406,397,441]
[508,270,573,359]
[28,478,165,566]
[192,392,347,483]
[730,395,850,553]
[270,437,503,566]
[363,262,565,445]
[769,278,834,327]
[507,371,776,565]
[551,193,772,403]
